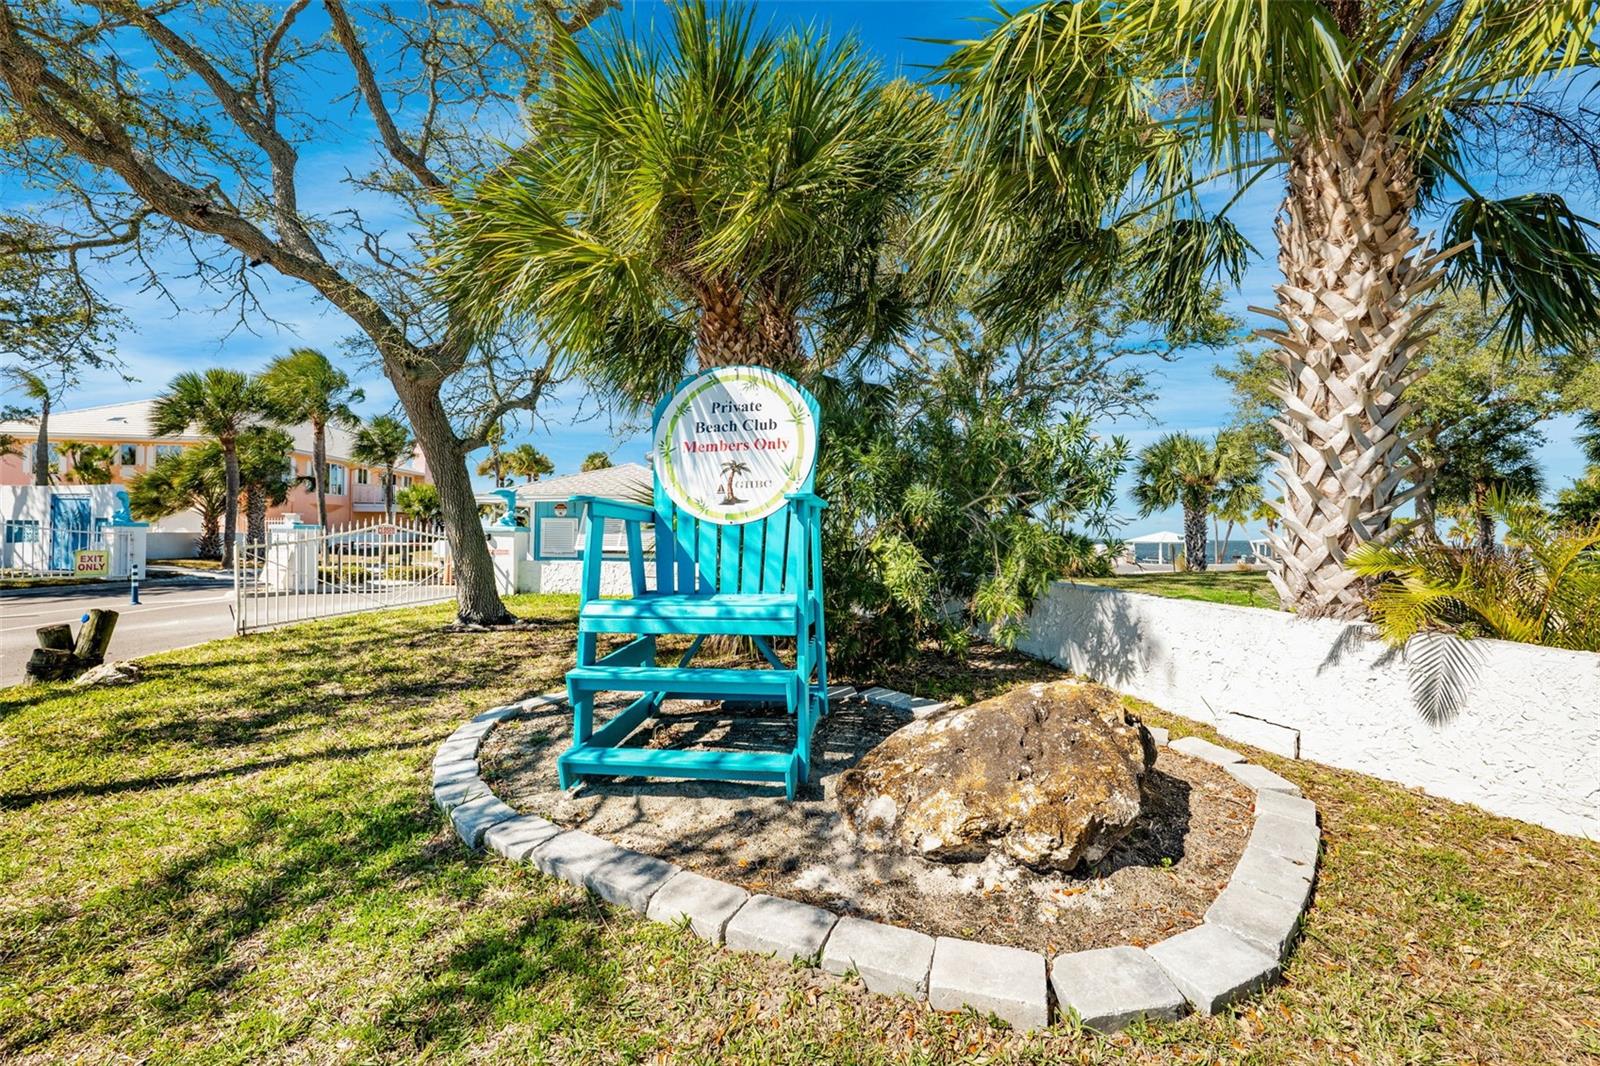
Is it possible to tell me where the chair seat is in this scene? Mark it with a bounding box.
[578,593,799,635]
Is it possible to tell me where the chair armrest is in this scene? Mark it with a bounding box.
[573,495,656,523]
[784,491,829,511]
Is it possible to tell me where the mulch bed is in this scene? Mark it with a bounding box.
[479,684,1254,956]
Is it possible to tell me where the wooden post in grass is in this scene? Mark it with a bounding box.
[36,624,73,651]
[25,611,120,682]
[73,610,118,668]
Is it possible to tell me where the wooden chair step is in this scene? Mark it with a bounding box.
[567,665,794,698]
[558,746,798,787]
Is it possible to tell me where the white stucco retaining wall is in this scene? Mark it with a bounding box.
[1015,583,1600,839]
[530,559,637,596]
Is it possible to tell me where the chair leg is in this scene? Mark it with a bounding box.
[570,685,595,745]
[791,675,812,786]
[812,631,829,719]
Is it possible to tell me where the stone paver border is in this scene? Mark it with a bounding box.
[433,687,1320,1032]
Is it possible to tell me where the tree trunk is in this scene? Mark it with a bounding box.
[245,485,268,545]
[754,287,803,374]
[1183,504,1208,572]
[1473,482,1496,551]
[1260,107,1438,617]
[1413,469,1440,541]
[31,396,49,485]
[197,508,222,560]
[695,279,759,368]
[383,462,395,520]
[222,438,240,570]
[312,419,328,528]
[392,374,511,625]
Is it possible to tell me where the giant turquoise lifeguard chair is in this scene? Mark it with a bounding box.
[558,366,828,800]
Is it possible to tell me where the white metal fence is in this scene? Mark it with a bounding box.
[233,520,456,633]
[1,518,110,578]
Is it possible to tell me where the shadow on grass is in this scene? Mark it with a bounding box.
[369,896,616,1056]
[0,737,434,810]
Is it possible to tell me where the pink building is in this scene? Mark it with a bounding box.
[0,400,430,555]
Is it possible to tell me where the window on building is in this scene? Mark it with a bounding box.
[602,518,628,553]
[356,467,368,485]
[154,444,183,461]
[402,475,413,488]
[4,519,40,544]
[325,464,346,495]
[117,444,139,466]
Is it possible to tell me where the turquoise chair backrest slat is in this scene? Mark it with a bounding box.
[649,491,809,596]
[649,368,820,597]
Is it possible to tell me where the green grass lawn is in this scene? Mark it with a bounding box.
[0,574,114,590]
[148,557,226,571]
[2,595,1595,1064]
[1077,570,1280,609]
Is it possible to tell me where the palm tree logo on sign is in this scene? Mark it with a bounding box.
[718,459,751,505]
[654,367,817,526]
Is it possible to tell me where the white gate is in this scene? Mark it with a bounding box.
[2,517,109,578]
[234,520,456,633]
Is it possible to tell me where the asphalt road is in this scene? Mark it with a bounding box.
[1,580,236,688]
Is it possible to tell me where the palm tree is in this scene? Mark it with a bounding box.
[127,447,227,561]
[150,368,268,568]
[934,1,1600,617]
[236,427,299,545]
[440,0,940,407]
[1132,433,1258,572]
[719,458,751,505]
[397,483,441,526]
[504,443,554,484]
[56,439,114,484]
[581,451,612,472]
[259,348,363,529]
[350,415,415,521]
[2,366,55,485]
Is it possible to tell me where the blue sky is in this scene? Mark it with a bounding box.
[19,0,1593,538]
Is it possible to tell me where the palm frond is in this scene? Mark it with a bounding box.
[1442,192,1600,351]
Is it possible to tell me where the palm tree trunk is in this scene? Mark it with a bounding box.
[222,439,240,570]
[1260,107,1438,618]
[695,279,759,367]
[197,507,222,561]
[245,485,268,545]
[312,420,328,528]
[1183,504,1208,572]
[31,395,49,486]
[383,462,395,520]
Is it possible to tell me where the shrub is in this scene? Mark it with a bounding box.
[318,564,373,587]
[1349,495,1600,719]
[813,360,1124,670]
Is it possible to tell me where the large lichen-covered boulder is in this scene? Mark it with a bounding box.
[836,680,1156,872]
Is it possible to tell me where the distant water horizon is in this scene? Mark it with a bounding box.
[1122,538,1264,564]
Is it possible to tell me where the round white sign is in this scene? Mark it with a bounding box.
[653,367,818,525]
